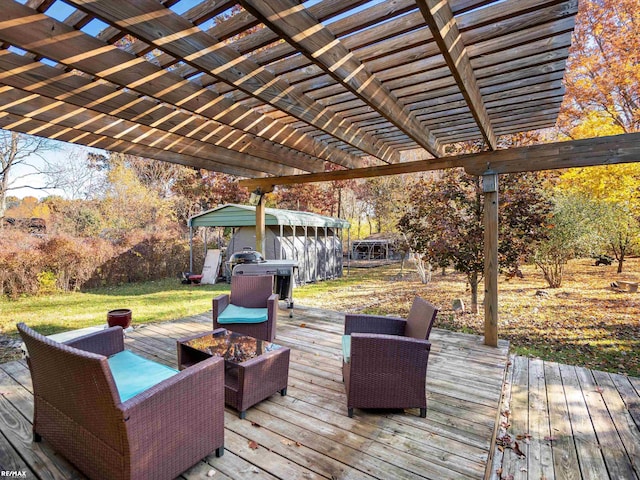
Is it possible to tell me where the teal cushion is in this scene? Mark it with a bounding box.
[342,335,351,363]
[218,304,268,324]
[108,350,178,402]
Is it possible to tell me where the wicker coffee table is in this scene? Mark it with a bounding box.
[177,328,290,418]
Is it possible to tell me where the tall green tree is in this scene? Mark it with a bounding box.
[533,194,600,287]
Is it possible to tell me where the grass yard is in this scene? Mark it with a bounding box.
[1,257,638,376]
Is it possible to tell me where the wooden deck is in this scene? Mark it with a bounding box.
[2,306,638,480]
[493,356,640,480]
[0,306,509,480]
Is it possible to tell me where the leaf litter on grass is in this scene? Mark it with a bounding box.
[296,257,640,377]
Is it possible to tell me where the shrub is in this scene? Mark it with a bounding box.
[1,229,194,297]
[84,231,194,288]
[0,230,42,297]
[37,271,58,294]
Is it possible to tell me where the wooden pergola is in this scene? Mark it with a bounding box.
[1,0,638,346]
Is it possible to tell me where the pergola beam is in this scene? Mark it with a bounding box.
[239,133,640,192]
[239,0,442,158]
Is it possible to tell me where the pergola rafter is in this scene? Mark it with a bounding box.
[63,0,399,164]
[1,0,367,171]
[416,0,496,149]
[239,0,442,158]
[0,110,263,177]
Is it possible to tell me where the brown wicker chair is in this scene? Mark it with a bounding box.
[342,296,438,418]
[213,275,278,341]
[18,323,225,480]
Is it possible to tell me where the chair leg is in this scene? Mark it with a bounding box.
[280,388,287,396]
[420,408,427,418]
[33,432,42,442]
[215,445,224,458]
[239,410,246,419]
[347,408,353,418]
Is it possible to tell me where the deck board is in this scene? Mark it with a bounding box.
[495,358,640,480]
[3,305,638,479]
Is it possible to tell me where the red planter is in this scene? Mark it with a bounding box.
[107,309,132,329]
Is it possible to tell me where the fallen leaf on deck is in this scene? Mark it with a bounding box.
[544,435,557,442]
[299,323,306,328]
[595,386,604,394]
[251,421,261,428]
[206,469,216,477]
[248,440,259,450]
[513,441,525,458]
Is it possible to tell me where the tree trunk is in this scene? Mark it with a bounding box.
[617,254,624,274]
[469,271,479,314]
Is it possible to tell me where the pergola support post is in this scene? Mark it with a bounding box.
[255,194,266,255]
[189,225,194,272]
[483,172,499,347]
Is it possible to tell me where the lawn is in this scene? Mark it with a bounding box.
[1,258,638,377]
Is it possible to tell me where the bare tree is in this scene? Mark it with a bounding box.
[44,148,105,200]
[0,131,60,217]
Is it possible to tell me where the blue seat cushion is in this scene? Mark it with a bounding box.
[108,350,178,402]
[342,335,351,363]
[218,304,268,324]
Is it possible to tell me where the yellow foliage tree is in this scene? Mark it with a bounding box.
[100,155,175,237]
[557,160,640,273]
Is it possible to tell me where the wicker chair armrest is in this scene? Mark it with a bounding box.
[344,314,406,335]
[267,293,279,317]
[213,294,230,318]
[350,333,431,373]
[121,355,225,451]
[64,326,124,356]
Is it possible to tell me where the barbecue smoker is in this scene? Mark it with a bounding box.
[227,248,298,316]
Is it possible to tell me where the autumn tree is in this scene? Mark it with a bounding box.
[559,0,639,136]
[399,170,551,312]
[556,164,640,272]
[354,176,410,234]
[273,183,335,215]
[172,169,249,224]
[97,153,176,239]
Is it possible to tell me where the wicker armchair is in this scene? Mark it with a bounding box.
[213,275,278,341]
[18,323,225,480]
[342,296,438,418]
